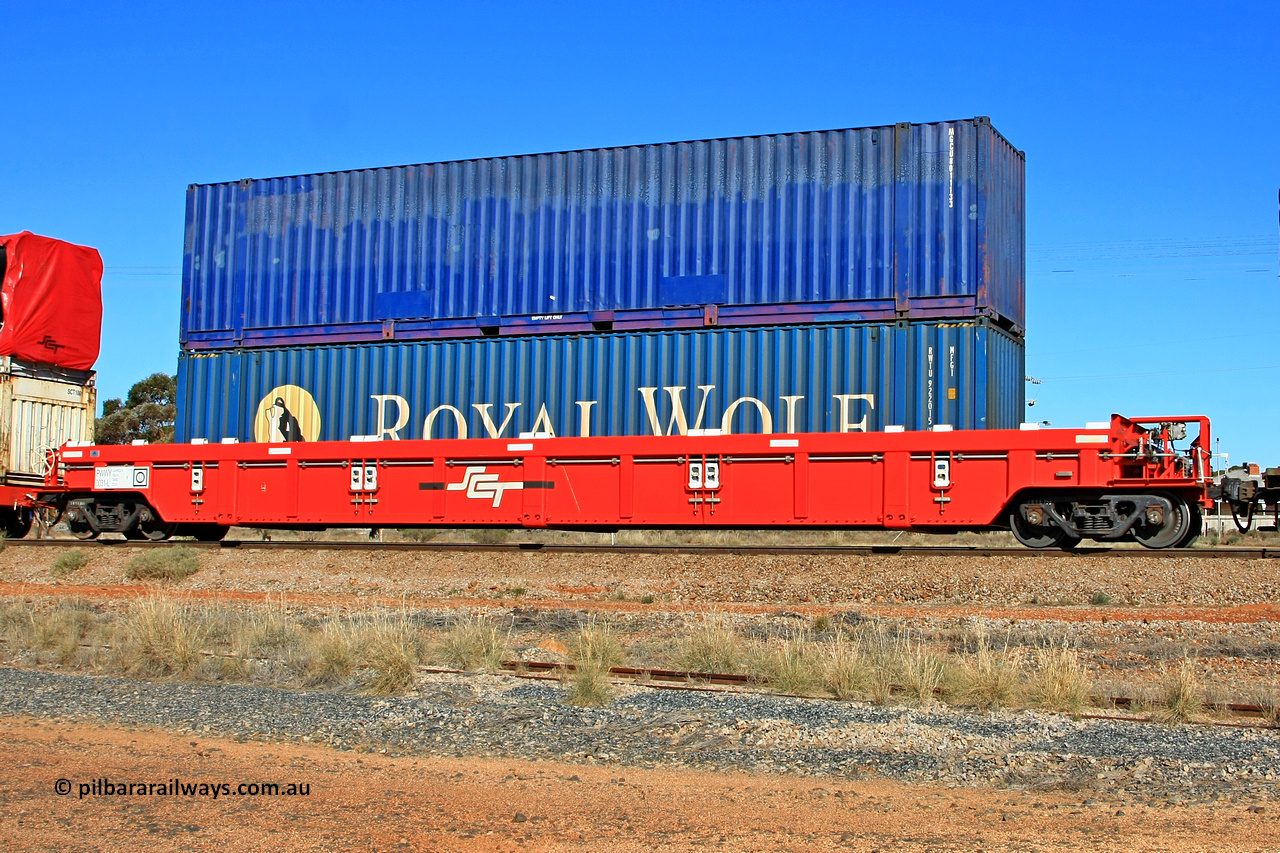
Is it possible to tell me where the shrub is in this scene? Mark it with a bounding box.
[470,529,510,545]
[1090,591,1114,606]
[125,547,201,582]
[51,549,90,578]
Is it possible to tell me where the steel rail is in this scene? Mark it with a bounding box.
[4,539,1277,559]
[499,661,1277,726]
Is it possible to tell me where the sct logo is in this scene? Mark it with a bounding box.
[447,466,524,508]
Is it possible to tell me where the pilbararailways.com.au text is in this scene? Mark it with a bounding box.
[55,778,310,799]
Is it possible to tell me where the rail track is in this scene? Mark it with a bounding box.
[5,539,1279,559]
[493,661,1278,727]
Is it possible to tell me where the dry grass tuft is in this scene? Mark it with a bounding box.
[859,623,901,705]
[947,629,1025,712]
[430,615,507,672]
[676,616,742,673]
[756,632,823,695]
[117,596,205,678]
[30,602,96,664]
[1025,643,1091,713]
[821,633,871,700]
[238,605,308,660]
[563,621,625,707]
[1255,688,1280,727]
[1157,658,1204,723]
[896,638,947,707]
[570,620,625,671]
[305,618,361,686]
[359,614,422,696]
[0,601,32,656]
[563,662,612,707]
[125,547,201,583]
[50,549,90,578]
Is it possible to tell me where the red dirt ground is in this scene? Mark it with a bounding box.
[2,716,1275,852]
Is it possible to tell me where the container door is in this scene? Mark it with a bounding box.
[5,376,96,484]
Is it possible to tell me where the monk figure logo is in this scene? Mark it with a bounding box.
[253,386,321,443]
[447,466,523,508]
[271,397,305,441]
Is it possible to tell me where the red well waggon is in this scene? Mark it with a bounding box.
[33,414,1211,550]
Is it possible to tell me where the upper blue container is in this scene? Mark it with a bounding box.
[181,117,1024,350]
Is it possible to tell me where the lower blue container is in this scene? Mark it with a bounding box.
[175,320,1024,443]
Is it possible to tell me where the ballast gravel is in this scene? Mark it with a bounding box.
[3,666,1276,805]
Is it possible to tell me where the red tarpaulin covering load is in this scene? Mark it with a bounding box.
[0,231,103,370]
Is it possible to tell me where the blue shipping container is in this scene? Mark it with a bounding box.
[181,118,1024,350]
[175,320,1025,444]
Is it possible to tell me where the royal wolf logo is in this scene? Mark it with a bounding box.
[447,466,524,508]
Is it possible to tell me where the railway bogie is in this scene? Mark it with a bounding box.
[29,414,1212,550]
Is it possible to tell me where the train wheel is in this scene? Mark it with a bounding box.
[64,502,99,539]
[1134,494,1191,549]
[1008,508,1070,549]
[121,503,175,541]
[1176,503,1203,547]
[1229,500,1254,533]
[137,516,177,541]
[66,508,99,540]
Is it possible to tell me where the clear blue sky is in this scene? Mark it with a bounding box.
[3,1,1277,464]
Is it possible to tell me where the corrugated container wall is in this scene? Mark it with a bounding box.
[181,118,1024,350]
[0,358,97,486]
[175,321,1024,444]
